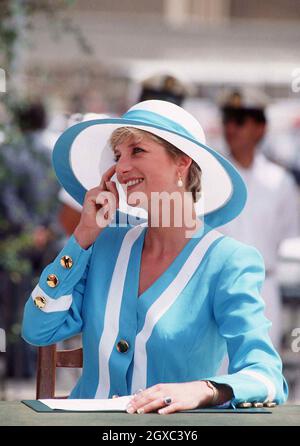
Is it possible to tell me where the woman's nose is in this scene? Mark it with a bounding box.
[116,156,133,175]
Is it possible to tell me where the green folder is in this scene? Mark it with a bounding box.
[22,400,272,414]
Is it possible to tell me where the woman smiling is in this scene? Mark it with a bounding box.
[22,100,288,414]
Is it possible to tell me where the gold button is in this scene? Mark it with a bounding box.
[237,402,252,408]
[46,274,59,288]
[264,402,276,408]
[116,340,129,353]
[252,402,264,408]
[34,296,46,309]
[60,255,73,269]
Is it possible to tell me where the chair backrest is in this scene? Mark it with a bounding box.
[36,345,83,399]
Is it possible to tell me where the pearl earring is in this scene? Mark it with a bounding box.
[177,173,183,187]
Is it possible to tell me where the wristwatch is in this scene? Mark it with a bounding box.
[204,380,220,406]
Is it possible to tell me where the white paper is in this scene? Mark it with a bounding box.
[39,395,133,411]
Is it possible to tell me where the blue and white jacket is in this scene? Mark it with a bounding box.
[22,220,288,406]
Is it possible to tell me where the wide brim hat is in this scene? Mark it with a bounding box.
[52,100,247,228]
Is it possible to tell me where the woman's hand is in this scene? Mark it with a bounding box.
[126,381,214,415]
[73,164,119,249]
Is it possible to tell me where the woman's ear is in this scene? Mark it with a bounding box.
[177,154,192,174]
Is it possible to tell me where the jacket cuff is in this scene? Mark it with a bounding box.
[206,371,277,407]
[31,284,73,313]
[37,234,93,301]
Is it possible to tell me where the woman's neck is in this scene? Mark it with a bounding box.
[143,217,203,257]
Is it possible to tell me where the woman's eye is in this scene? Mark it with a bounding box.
[133,147,144,154]
[113,147,144,162]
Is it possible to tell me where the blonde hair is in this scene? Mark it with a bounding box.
[109,127,202,202]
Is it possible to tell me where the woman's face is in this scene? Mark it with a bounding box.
[113,135,179,207]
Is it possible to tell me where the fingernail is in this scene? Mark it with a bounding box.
[137,408,144,414]
[158,409,165,414]
[126,405,134,414]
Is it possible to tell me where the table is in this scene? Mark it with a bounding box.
[0,402,299,426]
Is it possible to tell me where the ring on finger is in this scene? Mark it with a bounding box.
[163,396,172,405]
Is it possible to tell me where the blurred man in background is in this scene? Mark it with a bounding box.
[219,89,300,349]
[138,74,187,106]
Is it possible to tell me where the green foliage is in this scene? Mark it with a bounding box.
[0,233,33,282]
[0,0,91,71]
[0,0,90,277]
[0,0,92,137]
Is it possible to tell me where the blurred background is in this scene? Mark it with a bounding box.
[0,0,300,403]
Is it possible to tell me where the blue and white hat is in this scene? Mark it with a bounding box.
[52,100,247,228]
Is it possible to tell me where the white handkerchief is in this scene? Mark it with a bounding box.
[39,396,133,411]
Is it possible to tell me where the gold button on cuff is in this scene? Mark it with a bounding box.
[60,255,73,269]
[46,274,59,288]
[116,340,130,353]
[34,296,46,309]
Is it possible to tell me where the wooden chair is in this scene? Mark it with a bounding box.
[36,345,83,399]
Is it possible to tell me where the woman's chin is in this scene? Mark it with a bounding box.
[127,202,148,211]
[126,196,148,212]
[126,190,147,206]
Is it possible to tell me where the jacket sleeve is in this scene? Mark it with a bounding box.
[22,234,93,346]
[206,244,288,406]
